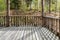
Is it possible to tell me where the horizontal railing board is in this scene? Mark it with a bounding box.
[43,16,59,19]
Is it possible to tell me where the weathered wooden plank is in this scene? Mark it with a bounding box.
[0,27,59,40]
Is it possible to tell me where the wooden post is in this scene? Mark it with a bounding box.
[41,0,44,16]
[41,0,44,27]
[6,0,10,27]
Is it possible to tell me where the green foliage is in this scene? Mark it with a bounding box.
[0,0,6,12]
[44,0,60,12]
[0,0,60,12]
[25,0,32,7]
[10,0,21,9]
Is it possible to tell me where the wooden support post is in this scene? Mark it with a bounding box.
[6,0,10,27]
[41,0,44,27]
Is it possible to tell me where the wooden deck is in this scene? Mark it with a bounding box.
[0,26,59,40]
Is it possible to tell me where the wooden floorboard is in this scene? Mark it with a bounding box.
[0,27,59,40]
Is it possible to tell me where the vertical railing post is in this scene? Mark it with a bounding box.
[6,0,10,27]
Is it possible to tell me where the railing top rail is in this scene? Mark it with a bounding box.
[0,15,60,19]
[0,15,42,16]
[9,15,42,16]
[43,16,60,19]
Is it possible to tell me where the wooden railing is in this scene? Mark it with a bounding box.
[43,16,60,38]
[0,15,60,38]
[0,15,42,27]
[9,15,42,26]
